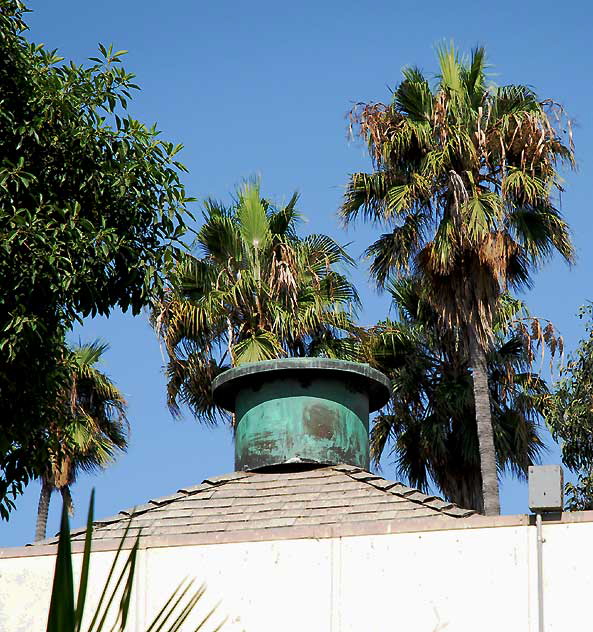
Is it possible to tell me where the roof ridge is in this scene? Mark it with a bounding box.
[37,466,474,546]
[333,465,475,518]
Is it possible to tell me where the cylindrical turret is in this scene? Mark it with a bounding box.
[212,358,391,471]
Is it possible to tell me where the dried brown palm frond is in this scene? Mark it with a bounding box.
[268,242,298,310]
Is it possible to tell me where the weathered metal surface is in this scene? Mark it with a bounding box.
[212,358,391,471]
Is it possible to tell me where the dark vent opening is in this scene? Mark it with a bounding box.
[251,461,329,474]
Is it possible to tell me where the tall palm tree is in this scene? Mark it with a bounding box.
[341,45,574,514]
[366,278,549,511]
[153,182,361,423]
[34,341,128,542]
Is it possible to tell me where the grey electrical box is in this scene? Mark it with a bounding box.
[528,465,564,512]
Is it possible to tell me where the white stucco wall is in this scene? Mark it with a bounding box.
[1,516,592,631]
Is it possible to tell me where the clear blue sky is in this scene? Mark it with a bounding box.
[2,0,592,546]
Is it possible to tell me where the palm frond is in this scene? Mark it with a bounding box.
[268,191,301,237]
[340,171,397,223]
[237,182,271,252]
[394,67,432,121]
[233,331,284,365]
[461,46,487,108]
[365,212,428,286]
[436,42,463,95]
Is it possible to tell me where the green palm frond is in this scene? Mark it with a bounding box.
[507,205,574,264]
[165,355,228,424]
[461,46,487,107]
[341,171,397,223]
[268,191,301,237]
[47,492,226,632]
[196,212,242,262]
[394,67,432,121]
[302,233,355,268]
[237,182,271,252]
[62,342,128,479]
[436,43,463,94]
[72,340,109,370]
[492,84,540,117]
[366,213,428,287]
[234,331,285,365]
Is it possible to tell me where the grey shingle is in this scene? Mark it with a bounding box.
[93,514,125,525]
[118,502,158,517]
[331,464,361,473]
[203,472,251,485]
[424,499,455,511]
[149,492,187,505]
[443,506,475,517]
[346,471,382,482]
[177,483,214,495]
[366,478,398,491]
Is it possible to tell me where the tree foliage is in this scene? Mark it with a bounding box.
[547,304,593,510]
[0,1,191,518]
[341,44,574,514]
[366,279,548,511]
[153,182,361,423]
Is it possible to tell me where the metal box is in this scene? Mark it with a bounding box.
[528,465,564,512]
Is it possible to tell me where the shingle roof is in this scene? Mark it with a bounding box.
[41,465,475,545]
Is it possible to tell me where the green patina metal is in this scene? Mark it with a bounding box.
[212,358,391,471]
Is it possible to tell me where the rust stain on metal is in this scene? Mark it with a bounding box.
[250,437,278,455]
[303,403,337,440]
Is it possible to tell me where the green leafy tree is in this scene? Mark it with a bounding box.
[367,279,549,511]
[0,1,191,517]
[153,182,361,423]
[547,304,593,510]
[35,341,128,542]
[341,45,574,514]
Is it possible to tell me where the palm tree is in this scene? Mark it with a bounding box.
[34,341,128,542]
[366,278,549,511]
[341,45,574,514]
[153,182,361,423]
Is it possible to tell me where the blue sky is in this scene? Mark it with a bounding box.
[2,0,592,545]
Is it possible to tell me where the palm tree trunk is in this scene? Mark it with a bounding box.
[469,331,500,516]
[60,485,74,516]
[34,480,52,542]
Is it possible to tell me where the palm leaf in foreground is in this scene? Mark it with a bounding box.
[47,491,226,632]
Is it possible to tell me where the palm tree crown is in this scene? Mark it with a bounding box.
[34,340,128,542]
[343,45,573,334]
[341,45,574,514]
[154,183,361,424]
